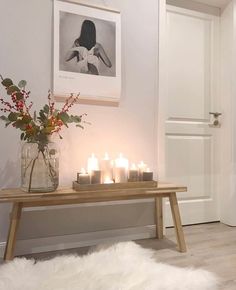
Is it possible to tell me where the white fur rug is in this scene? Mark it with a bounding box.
[0,242,218,290]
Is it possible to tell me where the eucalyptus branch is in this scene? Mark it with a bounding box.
[23,158,34,178]
[28,151,40,192]
[41,149,57,187]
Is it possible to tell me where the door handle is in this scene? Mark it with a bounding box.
[209,112,222,127]
[209,112,222,118]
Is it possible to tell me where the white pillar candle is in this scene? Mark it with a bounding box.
[77,168,90,184]
[114,167,126,183]
[114,153,129,183]
[101,153,113,183]
[138,161,147,181]
[91,170,101,184]
[142,168,153,181]
[128,163,139,182]
[87,153,99,174]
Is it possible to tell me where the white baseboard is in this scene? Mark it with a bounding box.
[0,225,156,258]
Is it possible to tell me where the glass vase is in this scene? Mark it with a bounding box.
[21,141,59,193]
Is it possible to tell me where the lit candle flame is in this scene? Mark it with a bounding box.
[104,152,109,160]
[104,176,114,184]
[116,153,128,169]
[138,161,146,168]
[131,163,137,170]
[87,153,99,174]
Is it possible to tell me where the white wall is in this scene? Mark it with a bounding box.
[0,0,159,254]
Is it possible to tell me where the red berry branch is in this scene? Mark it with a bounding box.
[0,77,87,143]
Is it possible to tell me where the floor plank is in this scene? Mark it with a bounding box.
[1,222,236,289]
[137,223,236,290]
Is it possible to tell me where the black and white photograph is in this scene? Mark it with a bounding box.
[60,12,116,77]
[53,1,121,104]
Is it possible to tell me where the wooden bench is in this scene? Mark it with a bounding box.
[0,182,187,260]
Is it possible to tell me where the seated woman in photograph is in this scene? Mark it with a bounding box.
[66,19,112,75]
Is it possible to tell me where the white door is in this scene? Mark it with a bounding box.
[165,5,221,225]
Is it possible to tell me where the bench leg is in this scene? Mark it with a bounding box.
[169,192,187,252]
[155,197,164,239]
[4,202,22,261]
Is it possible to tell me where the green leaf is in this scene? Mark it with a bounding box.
[5,122,11,127]
[0,115,9,122]
[43,104,49,114]
[22,115,31,124]
[49,149,56,155]
[1,78,13,88]
[76,124,84,129]
[42,126,54,134]
[15,92,24,100]
[20,132,25,140]
[39,110,47,121]
[18,80,27,88]
[8,112,19,121]
[67,116,74,123]
[59,112,69,124]
[7,85,20,95]
[14,120,27,130]
[70,115,81,123]
[53,109,60,115]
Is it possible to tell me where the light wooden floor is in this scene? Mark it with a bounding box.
[2,222,236,289]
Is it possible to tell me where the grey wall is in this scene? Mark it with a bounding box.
[0,0,159,253]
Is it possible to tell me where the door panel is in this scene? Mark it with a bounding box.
[166,134,212,199]
[167,11,212,120]
[165,5,220,225]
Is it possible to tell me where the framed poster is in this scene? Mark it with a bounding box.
[53,0,121,105]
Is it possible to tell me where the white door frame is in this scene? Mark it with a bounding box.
[157,0,167,181]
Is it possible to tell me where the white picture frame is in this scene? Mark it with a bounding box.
[53,0,121,106]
